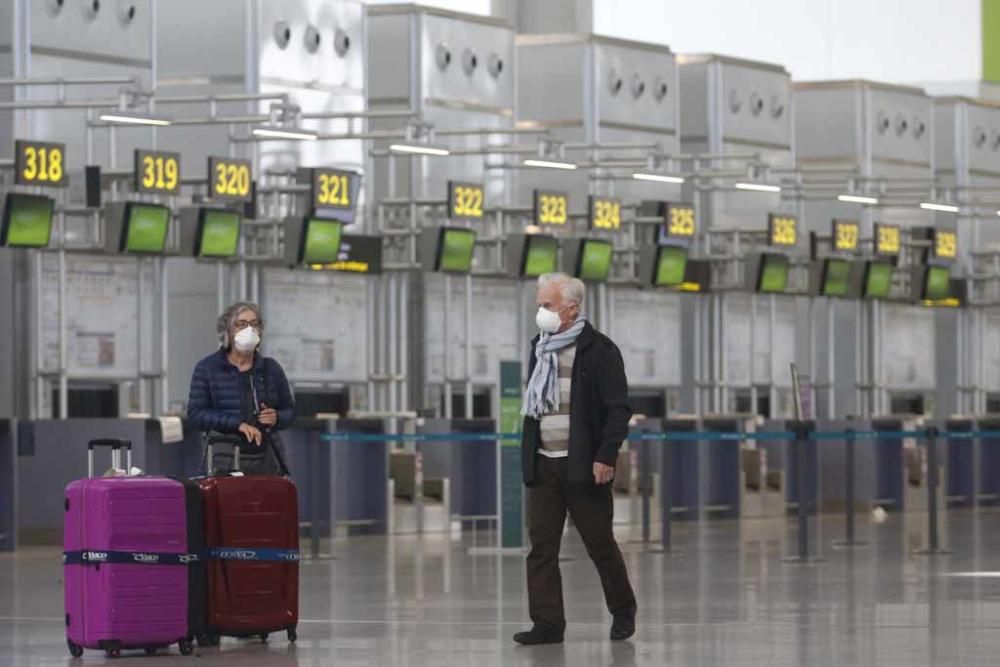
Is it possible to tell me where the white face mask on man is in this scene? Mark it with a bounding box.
[535,307,565,334]
[233,326,260,353]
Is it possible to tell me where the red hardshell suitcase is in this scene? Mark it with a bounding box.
[197,436,299,645]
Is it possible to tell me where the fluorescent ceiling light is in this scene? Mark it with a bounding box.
[838,194,879,205]
[735,182,781,193]
[523,158,577,170]
[390,143,451,156]
[99,111,172,126]
[920,202,959,213]
[633,172,685,184]
[251,125,317,141]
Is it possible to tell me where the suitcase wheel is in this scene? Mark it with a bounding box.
[144,648,157,656]
[259,633,269,643]
[287,627,297,643]
[106,647,121,659]
[178,640,194,656]
[197,633,220,648]
[67,640,83,658]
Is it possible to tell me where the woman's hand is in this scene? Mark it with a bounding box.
[238,422,263,447]
[258,403,278,428]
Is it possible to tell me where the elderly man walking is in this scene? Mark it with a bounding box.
[513,273,637,645]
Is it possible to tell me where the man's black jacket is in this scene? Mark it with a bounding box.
[521,321,633,486]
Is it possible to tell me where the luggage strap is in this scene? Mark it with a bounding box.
[63,547,301,565]
[63,550,202,565]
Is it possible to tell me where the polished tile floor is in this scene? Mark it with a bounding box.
[2,510,1000,665]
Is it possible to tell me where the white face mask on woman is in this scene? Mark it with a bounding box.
[233,326,260,353]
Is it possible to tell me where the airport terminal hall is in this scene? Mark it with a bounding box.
[6,0,1000,664]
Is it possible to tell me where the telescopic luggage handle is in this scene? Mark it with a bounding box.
[86,439,133,478]
[204,433,243,473]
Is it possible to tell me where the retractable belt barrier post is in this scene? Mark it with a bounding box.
[832,428,866,548]
[915,426,950,556]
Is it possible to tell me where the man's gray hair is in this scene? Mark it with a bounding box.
[538,273,585,306]
[216,301,263,349]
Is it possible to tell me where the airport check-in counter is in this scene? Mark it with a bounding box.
[944,418,975,506]
[0,419,15,551]
[660,418,700,519]
[699,417,749,519]
[282,418,390,539]
[744,420,788,518]
[15,419,172,544]
[811,419,868,513]
[628,418,662,536]
[418,419,497,524]
[974,417,1000,504]
[761,419,818,516]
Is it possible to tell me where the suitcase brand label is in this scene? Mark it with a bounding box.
[83,551,108,562]
[208,547,301,562]
[131,553,160,564]
[214,549,258,561]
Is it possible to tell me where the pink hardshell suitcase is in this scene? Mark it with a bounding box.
[64,439,204,659]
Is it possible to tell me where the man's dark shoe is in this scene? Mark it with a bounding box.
[513,625,564,645]
[610,611,636,641]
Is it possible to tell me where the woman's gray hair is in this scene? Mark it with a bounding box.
[216,302,263,350]
[538,273,585,306]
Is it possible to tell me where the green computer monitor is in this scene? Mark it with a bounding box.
[922,265,951,300]
[197,209,241,258]
[576,239,613,282]
[521,235,559,278]
[1,193,54,247]
[299,217,344,264]
[821,258,851,297]
[122,202,170,253]
[757,253,789,294]
[436,227,477,273]
[863,261,893,299]
[654,245,688,286]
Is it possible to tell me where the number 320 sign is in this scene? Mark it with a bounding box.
[208,156,252,202]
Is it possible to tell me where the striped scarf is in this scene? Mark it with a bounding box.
[522,317,586,419]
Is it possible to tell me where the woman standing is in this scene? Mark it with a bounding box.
[187,302,295,474]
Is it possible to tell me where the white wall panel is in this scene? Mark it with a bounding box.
[593,0,980,84]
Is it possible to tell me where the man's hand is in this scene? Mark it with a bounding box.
[258,403,278,428]
[238,422,263,447]
[593,462,615,485]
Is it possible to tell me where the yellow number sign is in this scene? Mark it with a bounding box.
[833,219,859,251]
[534,190,569,226]
[448,181,485,220]
[15,140,66,187]
[665,204,696,237]
[589,196,622,231]
[208,157,252,202]
[934,229,957,259]
[875,224,901,255]
[769,214,797,246]
[314,168,356,210]
[135,150,180,195]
